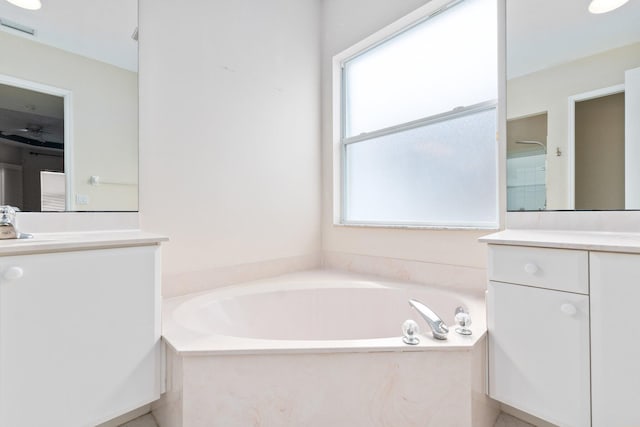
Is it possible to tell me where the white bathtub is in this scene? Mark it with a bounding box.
[154,270,499,427]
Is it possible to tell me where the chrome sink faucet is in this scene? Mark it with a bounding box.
[409,298,449,340]
[0,206,30,240]
[0,205,18,239]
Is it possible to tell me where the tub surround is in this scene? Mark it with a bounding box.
[161,253,320,299]
[154,270,499,427]
[323,251,488,297]
[155,342,498,427]
[162,247,488,301]
[162,270,487,356]
[481,229,640,426]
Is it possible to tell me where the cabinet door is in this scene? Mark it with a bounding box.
[488,281,590,427]
[590,252,640,426]
[0,246,161,427]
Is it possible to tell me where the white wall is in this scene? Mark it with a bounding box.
[320,0,493,293]
[0,31,138,211]
[139,0,322,297]
[140,0,496,297]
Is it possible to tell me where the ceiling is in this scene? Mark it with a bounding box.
[1,1,636,90]
[0,83,64,146]
[507,0,640,78]
[0,0,137,71]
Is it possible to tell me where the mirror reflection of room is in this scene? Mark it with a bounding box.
[0,0,138,212]
[575,91,625,210]
[507,113,548,211]
[0,83,64,212]
[506,0,640,211]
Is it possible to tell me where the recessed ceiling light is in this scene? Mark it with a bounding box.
[4,0,42,10]
[588,0,629,14]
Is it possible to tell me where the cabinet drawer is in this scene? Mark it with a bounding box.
[488,245,588,294]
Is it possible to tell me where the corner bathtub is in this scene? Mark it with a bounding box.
[154,270,499,427]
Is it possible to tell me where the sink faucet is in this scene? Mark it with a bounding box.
[408,298,449,340]
[0,206,27,239]
[0,206,18,239]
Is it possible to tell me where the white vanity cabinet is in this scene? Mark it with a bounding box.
[482,230,640,427]
[487,245,591,427]
[0,235,163,427]
[590,252,640,426]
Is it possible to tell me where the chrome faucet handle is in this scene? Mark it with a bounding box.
[0,205,17,224]
[454,306,472,336]
[454,306,467,316]
[0,206,20,239]
[401,319,420,345]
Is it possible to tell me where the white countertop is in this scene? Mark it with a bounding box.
[480,229,640,253]
[0,230,167,256]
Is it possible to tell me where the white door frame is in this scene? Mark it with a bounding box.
[0,74,73,210]
[567,84,624,209]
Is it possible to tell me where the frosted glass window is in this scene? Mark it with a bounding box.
[343,0,497,137]
[339,0,498,227]
[345,108,497,226]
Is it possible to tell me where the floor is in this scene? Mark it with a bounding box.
[494,413,536,427]
[119,414,158,427]
[120,412,536,427]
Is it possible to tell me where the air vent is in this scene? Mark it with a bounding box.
[0,18,35,36]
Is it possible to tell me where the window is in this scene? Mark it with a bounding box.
[337,0,498,228]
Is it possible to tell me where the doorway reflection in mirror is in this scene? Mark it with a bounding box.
[507,113,548,211]
[0,83,64,212]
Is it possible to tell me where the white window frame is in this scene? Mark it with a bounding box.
[331,0,499,229]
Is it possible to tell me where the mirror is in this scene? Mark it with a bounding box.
[0,0,138,211]
[506,0,640,211]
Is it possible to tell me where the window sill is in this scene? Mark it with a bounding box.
[334,222,500,231]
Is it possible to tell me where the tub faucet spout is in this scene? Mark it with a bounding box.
[408,298,449,340]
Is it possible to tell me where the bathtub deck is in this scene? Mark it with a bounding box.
[162,269,486,356]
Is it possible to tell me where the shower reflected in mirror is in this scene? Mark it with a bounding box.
[507,113,548,211]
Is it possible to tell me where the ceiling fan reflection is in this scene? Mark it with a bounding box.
[0,124,51,142]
